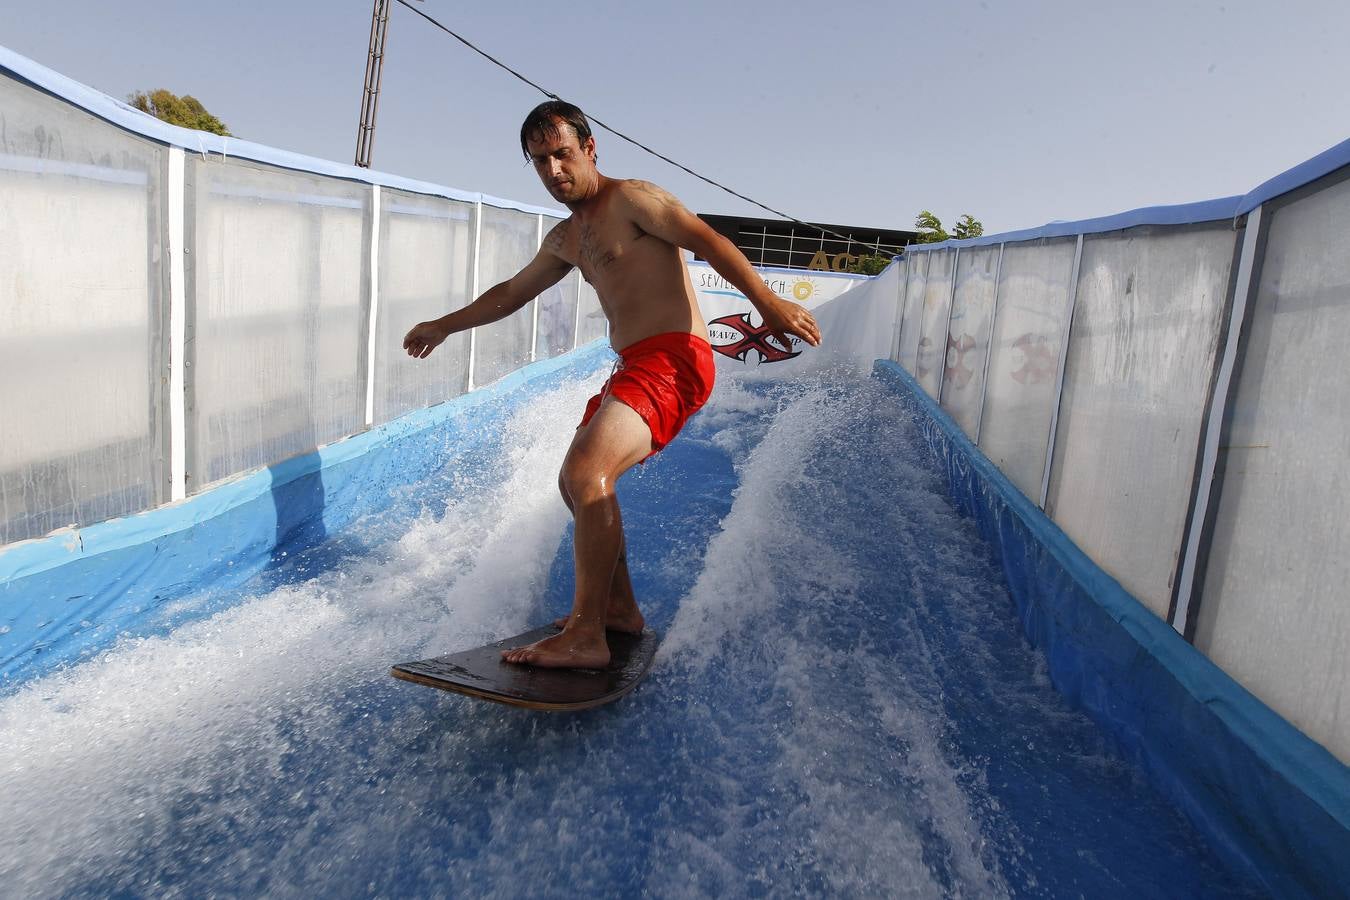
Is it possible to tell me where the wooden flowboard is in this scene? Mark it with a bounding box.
[390,625,659,711]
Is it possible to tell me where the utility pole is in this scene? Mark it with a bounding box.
[355,0,397,168]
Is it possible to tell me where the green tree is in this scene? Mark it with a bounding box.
[914,210,985,244]
[848,253,895,276]
[914,209,949,244]
[953,214,984,240]
[128,89,231,136]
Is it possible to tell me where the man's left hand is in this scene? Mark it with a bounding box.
[760,299,822,353]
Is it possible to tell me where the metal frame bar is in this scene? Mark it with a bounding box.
[912,249,934,369]
[180,155,200,495]
[573,275,584,350]
[896,249,928,369]
[166,147,187,501]
[896,252,916,367]
[1038,233,1085,509]
[973,242,1005,445]
[530,214,543,362]
[898,251,918,368]
[466,199,482,390]
[890,253,909,361]
[363,185,382,426]
[1169,206,1264,636]
[934,247,960,402]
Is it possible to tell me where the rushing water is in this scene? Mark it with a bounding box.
[0,365,1262,898]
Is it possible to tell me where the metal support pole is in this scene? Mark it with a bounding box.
[934,247,960,402]
[573,277,584,349]
[897,252,916,368]
[890,253,909,362]
[467,199,482,390]
[364,185,381,426]
[1038,234,1085,510]
[901,250,932,371]
[167,147,187,501]
[973,243,1005,445]
[530,214,542,361]
[1170,206,1264,637]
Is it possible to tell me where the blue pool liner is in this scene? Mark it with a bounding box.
[0,343,611,687]
[872,359,1350,900]
[4,337,1346,897]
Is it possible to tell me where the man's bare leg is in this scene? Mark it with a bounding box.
[503,397,652,668]
[551,538,644,634]
[548,417,645,633]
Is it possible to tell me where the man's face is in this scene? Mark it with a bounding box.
[526,118,597,204]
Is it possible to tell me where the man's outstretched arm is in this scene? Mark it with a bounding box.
[624,180,821,351]
[403,233,573,359]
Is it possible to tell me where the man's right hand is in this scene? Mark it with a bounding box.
[403,320,449,359]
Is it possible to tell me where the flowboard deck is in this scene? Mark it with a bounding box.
[390,625,659,711]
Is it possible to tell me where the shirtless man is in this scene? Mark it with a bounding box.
[402,101,820,669]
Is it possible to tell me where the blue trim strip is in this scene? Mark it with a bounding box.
[904,134,1350,253]
[0,343,610,684]
[872,359,1350,900]
[905,196,1243,252]
[0,45,566,219]
[1238,136,1350,213]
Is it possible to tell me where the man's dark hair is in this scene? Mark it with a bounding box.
[520,100,593,160]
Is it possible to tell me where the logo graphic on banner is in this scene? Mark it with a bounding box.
[1010,332,1058,384]
[945,333,977,390]
[790,278,817,302]
[688,261,857,369]
[916,337,933,381]
[707,313,802,364]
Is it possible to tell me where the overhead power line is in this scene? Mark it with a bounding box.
[392,0,897,257]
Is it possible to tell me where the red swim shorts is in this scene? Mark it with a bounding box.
[580,332,716,459]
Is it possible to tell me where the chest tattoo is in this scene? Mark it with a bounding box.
[579,220,618,273]
[543,220,571,256]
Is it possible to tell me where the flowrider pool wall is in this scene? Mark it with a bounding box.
[840,138,1350,897]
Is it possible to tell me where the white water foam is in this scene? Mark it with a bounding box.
[0,372,602,897]
[656,372,1010,896]
[0,363,1242,898]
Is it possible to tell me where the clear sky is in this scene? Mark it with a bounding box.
[4,0,1348,235]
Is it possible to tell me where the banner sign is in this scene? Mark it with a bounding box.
[687,261,865,369]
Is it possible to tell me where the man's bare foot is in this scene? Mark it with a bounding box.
[501,626,610,669]
[552,605,645,634]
